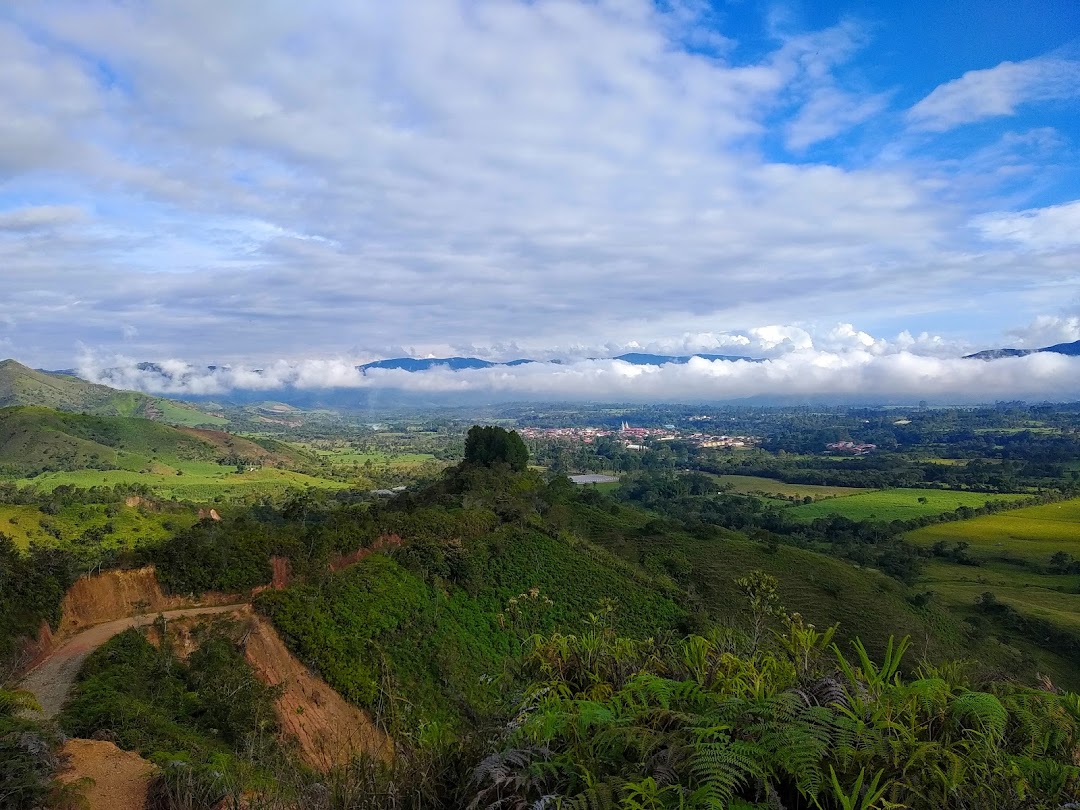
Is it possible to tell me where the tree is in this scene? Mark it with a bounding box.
[463,426,529,471]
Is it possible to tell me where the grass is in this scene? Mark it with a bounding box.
[153,398,229,427]
[906,498,1080,563]
[787,488,1024,523]
[905,500,1080,689]
[17,464,347,502]
[0,501,198,551]
[571,500,969,664]
[307,448,437,465]
[715,474,866,500]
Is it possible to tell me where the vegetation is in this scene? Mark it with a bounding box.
[786,488,1024,523]
[0,358,218,425]
[6,399,1080,808]
[60,622,279,759]
[463,425,529,471]
[473,608,1080,809]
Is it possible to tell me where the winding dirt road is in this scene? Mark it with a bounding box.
[19,604,248,719]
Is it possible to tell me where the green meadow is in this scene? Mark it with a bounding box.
[907,498,1080,563]
[787,488,1024,522]
[715,474,866,500]
[18,463,346,502]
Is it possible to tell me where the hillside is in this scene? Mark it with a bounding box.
[0,405,312,478]
[0,359,223,426]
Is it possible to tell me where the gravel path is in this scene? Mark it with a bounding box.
[19,604,247,719]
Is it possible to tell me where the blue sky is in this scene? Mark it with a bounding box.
[2,0,1080,400]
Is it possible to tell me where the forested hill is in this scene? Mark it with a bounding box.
[0,405,312,477]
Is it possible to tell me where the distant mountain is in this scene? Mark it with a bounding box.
[613,352,761,365]
[1041,340,1080,356]
[358,356,534,373]
[358,353,761,373]
[0,359,223,426]
[964,340,1080,360]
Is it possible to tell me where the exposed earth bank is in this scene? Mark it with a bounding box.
[57,739,155,810]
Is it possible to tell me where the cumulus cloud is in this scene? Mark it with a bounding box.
[76,349,1080,404]
[908,56,1080,132]
[1007,315,1080,349]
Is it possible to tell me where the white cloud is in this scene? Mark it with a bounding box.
[908,57,1080,132]
[0,205,86,232]
[785,87,890,150]
[77,348,1080,404]
[1007,315,1080,349]
[973,200,1080,251]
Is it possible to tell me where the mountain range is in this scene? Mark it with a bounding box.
[356,352,761,372]
[963,339,1080,360]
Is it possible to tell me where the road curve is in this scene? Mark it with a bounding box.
[19,604,248,719]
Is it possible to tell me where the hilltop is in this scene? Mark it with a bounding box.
[0,405,312,479]
[0,360,223,427]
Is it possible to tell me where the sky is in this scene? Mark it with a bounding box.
[3,0,1080,401]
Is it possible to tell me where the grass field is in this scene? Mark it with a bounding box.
[307,448,437,465]
[0,501,199,551]
[787,488,1024,522]
[17,463,347,502]
[153,399,229,428]
[907,498,1080,563]
[715,474,866,500]
[919,560,1080,632]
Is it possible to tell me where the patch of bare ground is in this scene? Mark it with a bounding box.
[58,566,238,636]
[57,738,156,810]
[243,615,393,771]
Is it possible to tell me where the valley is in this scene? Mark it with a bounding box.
[5,364,1080,808]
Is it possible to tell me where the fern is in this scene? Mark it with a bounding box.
[950,691,1007,743]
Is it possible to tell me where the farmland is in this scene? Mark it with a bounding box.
[714,474,866,500]
[17,463,346,502]
[907,498,1080,563]
[786,488,1025,522]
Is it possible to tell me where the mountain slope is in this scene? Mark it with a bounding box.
[0,405,311,477]
[0,359,222,426]
[964,339,1080,360]
[0,360,153,416]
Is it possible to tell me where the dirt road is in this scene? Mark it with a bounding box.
[19,605,247,719]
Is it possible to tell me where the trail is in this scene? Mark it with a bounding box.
[18,604,248,719]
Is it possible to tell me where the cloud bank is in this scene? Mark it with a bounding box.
[77,342,1080,406]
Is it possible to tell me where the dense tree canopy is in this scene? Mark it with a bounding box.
[464,425,529,471]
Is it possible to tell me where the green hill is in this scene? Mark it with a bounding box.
[0,359,224,427]
[0,405,312,478]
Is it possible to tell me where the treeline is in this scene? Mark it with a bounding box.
[0,535,75,676]
[697,454,1071,494]
[615,472,1052,584]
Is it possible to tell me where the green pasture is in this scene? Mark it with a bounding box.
[17,463,346,502]
[787,488,1024,523]
[715,474,866,500]
[906,498,1080,563]
[154,399,229,427]
[920,561,1080,634]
